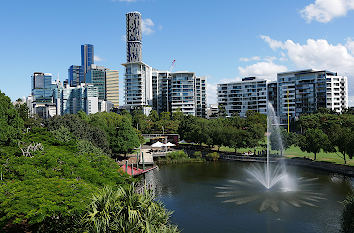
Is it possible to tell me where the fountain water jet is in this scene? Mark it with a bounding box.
[248,102,289,190]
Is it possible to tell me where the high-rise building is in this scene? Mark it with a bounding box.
[277,69,348,125]
[31,72,55,103]
[217,77,268,117]
[123,11,207,116]
[170,72,196,115]
[68,65,81,87]
[126,12,142,63]
[195,76,207,117]
[267,81,278,113]
[86,64,106,100]
[123,62,153,107]
[81,44,94,83]
[105,69,119,107]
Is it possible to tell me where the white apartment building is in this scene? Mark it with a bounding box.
[277,69,348,125]
[217,77,268,117]
[123,61,153,108]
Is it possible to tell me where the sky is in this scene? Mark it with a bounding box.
[1,0,354,106]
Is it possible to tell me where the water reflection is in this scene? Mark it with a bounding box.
[216,174,326,212]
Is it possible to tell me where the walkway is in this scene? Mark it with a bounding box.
[120,164,158,177]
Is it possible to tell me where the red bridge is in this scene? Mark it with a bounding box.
[120,164,157,177]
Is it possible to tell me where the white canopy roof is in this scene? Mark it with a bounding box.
[164,142,176,147]
[151,141,164,148]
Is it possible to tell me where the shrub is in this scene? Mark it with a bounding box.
[166,150,188,160]
[206,152,219,161]
[193,151,202,158]
[341,194,354,233]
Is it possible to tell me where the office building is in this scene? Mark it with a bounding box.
[126,12,142,63]
[81,44,94,83]
[68,65,81,87]
[31,72,55,103]
[105,69,119,107]
[277,69,348,125]
[217,77,268,117]
[86,64,106,100]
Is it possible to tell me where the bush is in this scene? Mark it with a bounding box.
[342,194,354,233]
[166,150,188,160]
[206,152,219,161]
[193,151,202,158]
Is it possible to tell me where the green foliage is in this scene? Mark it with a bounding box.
[0,90,24,145]
[89,112,140,156]
[81,185,179,233]
[298,128,331,160]
[193,151,202,158]
[166,150,188,160]
[206,152,220,161]
[46,114,110,152]
[0,178,96,228]
[0,127,132,231]
[341,194,354,233]
[77,140,107,157]
[51,126,74,144]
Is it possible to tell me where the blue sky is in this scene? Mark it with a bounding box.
[1,0,354,105]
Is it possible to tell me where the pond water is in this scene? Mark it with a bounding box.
[150,161,353,233]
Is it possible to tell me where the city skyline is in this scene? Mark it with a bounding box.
[1,0,354,106]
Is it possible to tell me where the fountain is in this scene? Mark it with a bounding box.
[216,102,325,212]
[247,102,289,190]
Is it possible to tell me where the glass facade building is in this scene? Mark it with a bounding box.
[68,65,81,87]
[81,44,94,83]
[31,72,54,103]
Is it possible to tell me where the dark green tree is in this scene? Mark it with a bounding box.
[298,128,331,160]
[0,91,24,145]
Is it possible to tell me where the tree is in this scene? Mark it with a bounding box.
[46,114,109,152]
[81,186,179,233]
[88,112,140,156]
[148,110,159,122]
[298,128,331,160]
[0,90,24,145]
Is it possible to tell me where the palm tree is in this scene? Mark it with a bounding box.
[81,185,178,233]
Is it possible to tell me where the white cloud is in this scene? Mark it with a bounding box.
[239,56,261,62]
[94,55,103,62]
[207,83,217,104]
[349,96,354,106]
[261,35,354,76]
[260,35,285,50]
[345,38,354,54]
[300,0,354,23]
[238,61,288,80]
[142,18,155,35]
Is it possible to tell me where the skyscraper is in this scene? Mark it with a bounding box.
[81,44,94,83]
[86,64,106,100]
[68,65,81,87]
[126,12,142,63]
[31,72,54,102]
[105,69,119,107]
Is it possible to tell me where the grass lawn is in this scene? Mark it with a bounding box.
[206,144,353,166]
[284,146,354,166]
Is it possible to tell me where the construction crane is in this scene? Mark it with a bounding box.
[168,59,176,73]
